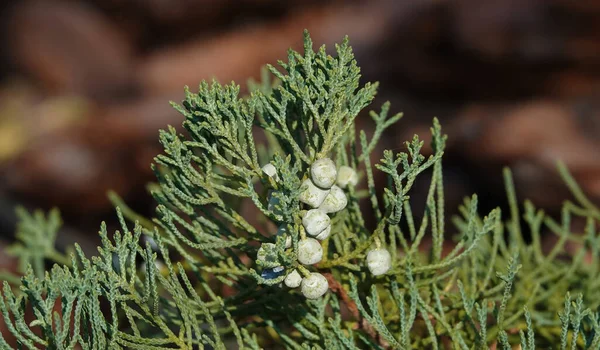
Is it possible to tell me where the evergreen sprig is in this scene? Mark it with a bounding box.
[0,30,599,349]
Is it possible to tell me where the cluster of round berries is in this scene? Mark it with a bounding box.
[259,157,392,299]
[288,158,358,298]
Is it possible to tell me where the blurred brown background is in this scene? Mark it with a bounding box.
[0,0,599,258]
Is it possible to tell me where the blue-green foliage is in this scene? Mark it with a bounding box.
[0,31,599,349]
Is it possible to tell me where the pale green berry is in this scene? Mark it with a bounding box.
[262,163,279,181]
[311,158,337,189]
[297,238,323,265]
[302,209,330,236]
[366,248,392,276]
[336,165,358,188]
[301,273,329,299]
[315,225,331,241]
[318,185,347,213]
[284,269,302,288]
[299,179,330,208]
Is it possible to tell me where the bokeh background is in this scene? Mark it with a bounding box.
[0,0,599,268]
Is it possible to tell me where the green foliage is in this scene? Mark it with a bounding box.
[1,30,600,349]
[0,208,70,285]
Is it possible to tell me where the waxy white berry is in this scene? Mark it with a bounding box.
[301,273,329,299]
[302,209,330,237]
[311,158,337,189]
[336,166,358,188]
[315,225,331,241]
[299,179,330,208]
[284,269,303,288]
[262,163,279,181]
[318,185,347,214]
[366,248,392,276]
[297,238,323,265]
